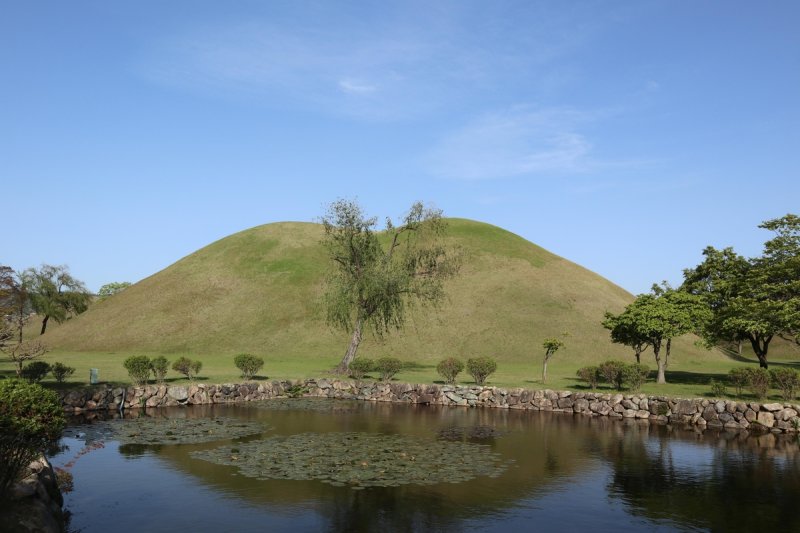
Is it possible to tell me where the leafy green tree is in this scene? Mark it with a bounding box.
[682,214,800,368]
[22,264,91,335]
[606,288,707,385]
[541,336,565,384]
[0,266,29,346]
[321,199,460,371]
[602,310,650,363]
[97,281,131,300]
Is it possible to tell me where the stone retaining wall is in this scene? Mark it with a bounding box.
[59,379,800,434]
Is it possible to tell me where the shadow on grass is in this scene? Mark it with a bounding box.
[720,348,800,370]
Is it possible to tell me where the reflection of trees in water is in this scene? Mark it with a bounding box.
[323,486,461,533]
[64,402,800,531]
[600,422,800,531]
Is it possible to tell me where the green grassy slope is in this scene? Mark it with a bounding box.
[40,219,722,374]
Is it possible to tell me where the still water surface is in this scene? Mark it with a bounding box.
[53,400,800,532]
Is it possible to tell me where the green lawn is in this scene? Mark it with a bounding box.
[3,348,798,403]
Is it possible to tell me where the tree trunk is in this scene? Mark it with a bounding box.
[337,317,364,373]
[748,334,771,369]
[542,357,549,384]
[634,347,641,364]
[654,342,666,384]
[40,315,50,335]
[665,338,671,371]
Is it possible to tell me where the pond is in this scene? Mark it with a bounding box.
[52,399,800,532]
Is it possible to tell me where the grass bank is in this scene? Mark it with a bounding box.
[3,348,798,403]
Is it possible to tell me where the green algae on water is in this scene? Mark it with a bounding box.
[191,432,508,488]
[64,416,268,445]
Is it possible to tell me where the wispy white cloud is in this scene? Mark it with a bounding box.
[426,107,607,180]
[338,78,378,95]
[134,3,619,121]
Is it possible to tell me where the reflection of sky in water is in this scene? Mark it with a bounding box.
[50,404,800,533]
[52,438,323,532]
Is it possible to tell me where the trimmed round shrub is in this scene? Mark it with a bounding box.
[622,363,649,392]
[375,357,402,382]
[150,356,170,384]
[50,362,75,383]
[728,368,749,397]
[0,380,66,497]
[172,357,202,381]
[466,356,497,386]
[437,357,464,385]
[709,379,727,398]
[770,367,800,401]
[348,358,374,380]
[124,355,152,386]
[598,360,626,391]
[576,366,600,389]
[745,368,770,399]
[21,361,51,384]
[234,353,264,380]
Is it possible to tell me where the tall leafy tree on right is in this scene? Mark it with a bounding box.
[682,214,800,369]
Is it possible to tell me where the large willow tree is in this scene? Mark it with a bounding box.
[321,199,460,372]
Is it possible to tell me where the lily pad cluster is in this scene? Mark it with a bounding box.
[437,425,505,441]
[191,431,507,488]
[63,416,268,445]
[245,398,359,413]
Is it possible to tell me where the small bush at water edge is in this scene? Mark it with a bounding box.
[745,368,770,399]
[622,363,649,392]
[123,356,152,386]
[770,368,800,401]
[728,368,749,397]
[709,379,727,398]
[437,357,465,385]
[50,362,75,383]
[576,366,600,389]
[467,357,497,386]
[0,380,66,497]
[234,353,264,380]
[348,358,374,380]
[172,357,202,381]
[21,361,51,383]
[598,360,626,391]
[375,357,402,381]
[150,356,170,384]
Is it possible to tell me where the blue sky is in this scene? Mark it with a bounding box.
[2,1,798,295]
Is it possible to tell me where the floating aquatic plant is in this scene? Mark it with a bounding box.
[63,416,268,446]
[437,425,505,441]
[191,432,507,488]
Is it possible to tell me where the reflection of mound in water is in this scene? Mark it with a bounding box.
[63,416,268,446]
[245,398,360,412]
[191,432,508,489]
[437,425,504,442]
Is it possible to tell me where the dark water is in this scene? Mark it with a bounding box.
[52,401,800,533]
